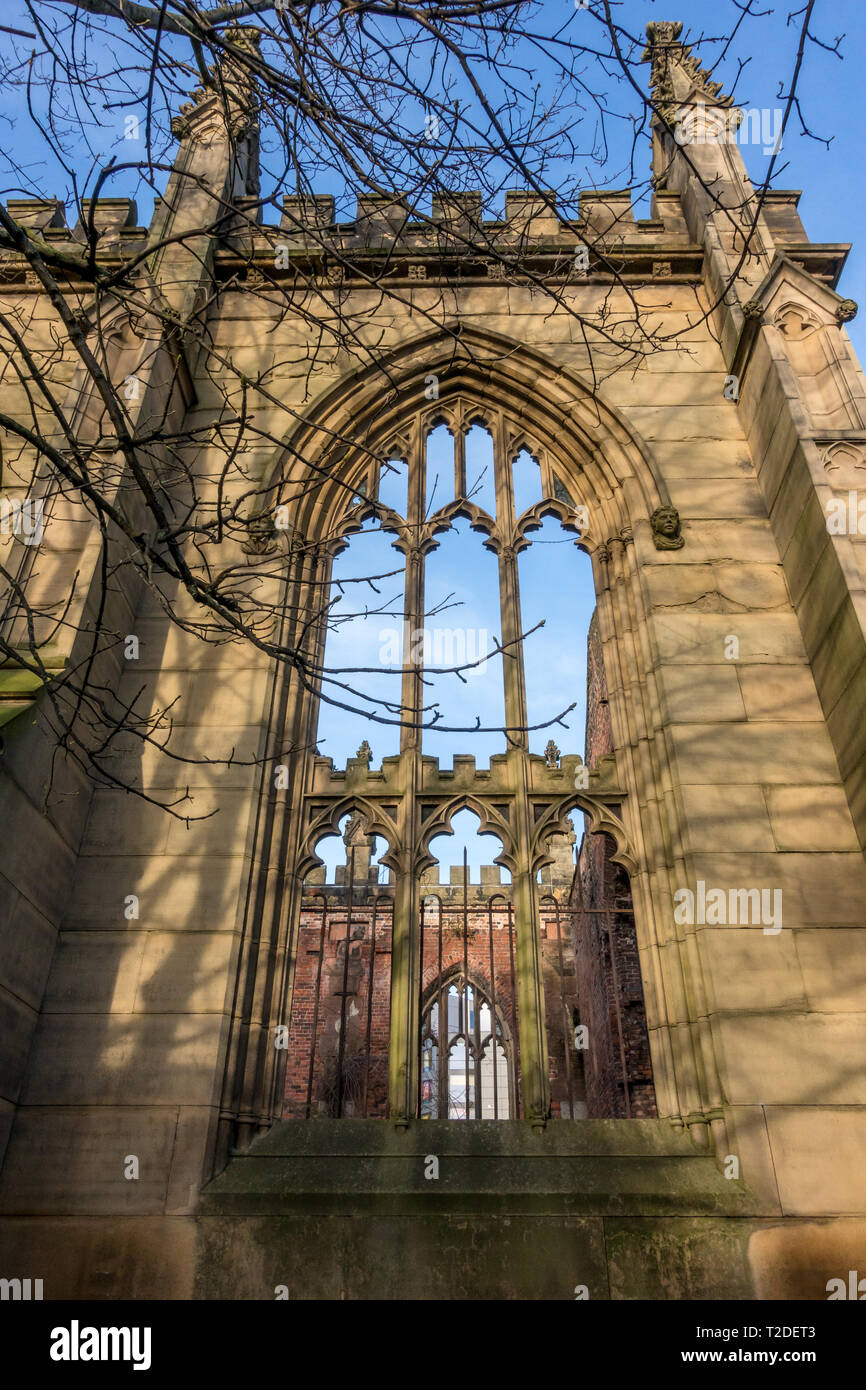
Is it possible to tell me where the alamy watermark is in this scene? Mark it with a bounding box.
[49,1321,151,1370]
[379,623,491,674]
[673,880,782,934]
[675,107,783,157]
[0,496,44,545]
[825,491,866,535]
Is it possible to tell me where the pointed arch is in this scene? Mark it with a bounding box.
[254,323,675,557]
[417,793,514,877]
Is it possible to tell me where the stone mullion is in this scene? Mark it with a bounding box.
[388,415,426,1122]
[492,413,529,751]
[387,754,422,1125]
[400,416,426,754]
[490,410,549,1123]
[454,425,466,498]
[510,757,552,1126]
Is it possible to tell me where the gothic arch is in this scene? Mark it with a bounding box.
[531,791,637,879]
[417,795,514,878]
[253,322,675,559]
[224,322,722,1147]
[299,797,399,879]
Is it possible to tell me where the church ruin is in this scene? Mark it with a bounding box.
[1,19,866,1300]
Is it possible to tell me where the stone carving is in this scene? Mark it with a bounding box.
[836,299,858,324]
[821,441,866,479]
[642,20,734,128]
[241,511,277,555]
[544,740,561,769]
[772,301,821,339]
[653,260,672,279]
[742,298,764,322]
[355,740,372,764]
[650,504,685,550]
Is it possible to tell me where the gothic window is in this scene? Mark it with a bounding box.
[421,974,514,1119]
[283,393,655,1127]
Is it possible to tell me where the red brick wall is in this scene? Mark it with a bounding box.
[282,893,583,1121]
[283,898,393,1119]
[571,834,656,1118]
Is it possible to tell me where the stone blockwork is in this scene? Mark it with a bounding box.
[1,18,866,1301]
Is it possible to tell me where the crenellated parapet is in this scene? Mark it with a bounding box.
[231,184,705,284]
[0,180,847,297]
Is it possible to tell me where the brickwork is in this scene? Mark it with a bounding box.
[283,897,393,1118]
[283,883,583,1120]
[571,836,657,1118]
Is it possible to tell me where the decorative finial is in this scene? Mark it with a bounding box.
[355,739,372,764]
[544,740,561,769]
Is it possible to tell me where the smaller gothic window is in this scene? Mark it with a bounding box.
[421,975,512,1119]
[377,453,409,517]
[511,447,542,517]
[425,423,453,518]
[464,424,496,517]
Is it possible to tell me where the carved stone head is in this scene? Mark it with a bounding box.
[650,505,685,550]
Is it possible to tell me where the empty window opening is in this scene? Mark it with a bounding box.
[315,520,406,766]
[511,447,542,517]
[425,423,453,518]
[421,521,505,769]
[517,516,595,757]
[464,424,496,517]
[421,976,513,1119]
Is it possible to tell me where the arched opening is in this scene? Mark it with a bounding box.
[314,518,406,767]
[244,325,685,1141]
[511,446,542,517]
[569,826,657,1119]
[518,516,596,758]
[425,421,455,517]
[283,811,394,1119]
[420,968,514,1119]
[419,807,518,1117]
[422,526,505,769]
[464,423,496,517]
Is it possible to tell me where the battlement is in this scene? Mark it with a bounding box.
[307,747,621,800]
[1,187,844,290]
[267,185,695,259]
